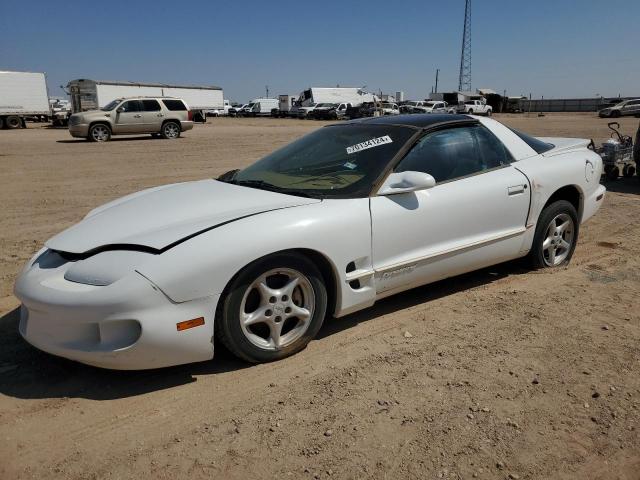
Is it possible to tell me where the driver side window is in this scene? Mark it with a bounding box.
[119,100,142,112]
[395,125,511,183]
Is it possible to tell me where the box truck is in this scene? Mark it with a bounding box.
[67,79,224,122]
[0,71,51,129]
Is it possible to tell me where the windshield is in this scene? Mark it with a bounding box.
[464,101,476,105]
[406,101,418,106]
[613,101,627,108]
[231,124,416,198]
[101,100,121,111]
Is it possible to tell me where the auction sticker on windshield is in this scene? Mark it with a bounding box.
[346,135,393,155]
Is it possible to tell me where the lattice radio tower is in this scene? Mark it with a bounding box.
[458,0,472,92]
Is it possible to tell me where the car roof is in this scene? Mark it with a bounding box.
[350,113,473,128]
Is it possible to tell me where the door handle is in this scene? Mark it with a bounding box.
[133,114,142,118]
[508,184,526,195]
[157,113,164,117]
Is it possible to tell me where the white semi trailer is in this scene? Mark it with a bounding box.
[67,79,224,122]
[292,87,377,118]
[0,71,51,129]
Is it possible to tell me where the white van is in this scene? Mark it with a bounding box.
[246,98,279,117]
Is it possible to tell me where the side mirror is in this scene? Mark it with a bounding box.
[116,107,124,113]
[378,171,436,196]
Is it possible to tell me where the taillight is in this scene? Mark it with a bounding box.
[188,110,193,121]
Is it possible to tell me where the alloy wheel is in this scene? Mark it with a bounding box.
[239,268,315,351]
[542,213,574,266]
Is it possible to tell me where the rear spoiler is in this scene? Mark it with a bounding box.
[538,137,592,156]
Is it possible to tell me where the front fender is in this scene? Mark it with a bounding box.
[137,199,375,317]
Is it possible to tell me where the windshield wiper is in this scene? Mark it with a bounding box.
[232,179,319,199]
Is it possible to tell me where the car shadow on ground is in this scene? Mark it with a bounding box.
[56,136,159,144]
[601,176,640,194]
[0,259,529,401]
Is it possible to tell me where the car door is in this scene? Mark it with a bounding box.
[370,123,531,296]
[141,99,163,132]
[623,100,640,116]
[113,100,145,133]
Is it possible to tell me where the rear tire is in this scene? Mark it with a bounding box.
[486,109,492,116]
[529,200,579,269]
[5,115,21,129]
[216,252,328,363]
[161,121,180,139]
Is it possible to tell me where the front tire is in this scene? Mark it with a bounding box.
[88,123,111,142]
[529,200,579,268]
[161,121,181,139]
[216,252,328,363]
[486,109,492,116]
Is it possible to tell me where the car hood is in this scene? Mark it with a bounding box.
[46,179,320,255]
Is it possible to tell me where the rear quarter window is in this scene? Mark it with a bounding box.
[508,127,555,154]
[162,99,187,111]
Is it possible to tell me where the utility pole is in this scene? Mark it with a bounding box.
[265,85,269,98]
[435,69,439,94]
[458,0,472,92]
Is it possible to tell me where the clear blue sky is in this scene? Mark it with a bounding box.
[1,0,638,103]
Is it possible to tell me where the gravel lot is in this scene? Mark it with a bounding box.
[1,114,639,480]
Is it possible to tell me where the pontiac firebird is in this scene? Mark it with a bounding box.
[14,114,606,369]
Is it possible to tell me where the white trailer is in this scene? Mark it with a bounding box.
[296,87,376,108]
[0,71,50,129]
[67,79,224,121]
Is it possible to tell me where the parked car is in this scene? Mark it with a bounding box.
[421,101,449,114]
[598,99,640,118]
[457,100,493,116]
[67,97,194,142]
[346,102,376,119]
[15,114,605,369]
[399,101,427,114]
[295,103,318,119]
[380,102,400,115]
[228,104,248,117]
[311,102,351,120]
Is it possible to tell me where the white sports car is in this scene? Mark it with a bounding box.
[15,114,606,369]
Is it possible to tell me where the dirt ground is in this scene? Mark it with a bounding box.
[0,114,639,480]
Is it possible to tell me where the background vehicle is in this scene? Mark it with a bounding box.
[346,102,376,119]
[274,95,297,117]
[380,102,399,115]
[228,103,248,117]
[206,99,231,117]
[294,103,318,119]
[67,79,223,122]
[598,99,640,118]
[49,98,72,126]
[399,100,428,114]
[295,87,376,114]
[67,97,194,142]
[245,98,279,117]
[457,99,492,115]
[0,70,50,129]
[311,102,351,120]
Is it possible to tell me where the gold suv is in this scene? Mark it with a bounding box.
[68,97,194,142]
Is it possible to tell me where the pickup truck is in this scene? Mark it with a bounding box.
[457,100,493,116]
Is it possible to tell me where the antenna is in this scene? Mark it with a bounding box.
[458,0,472,92]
